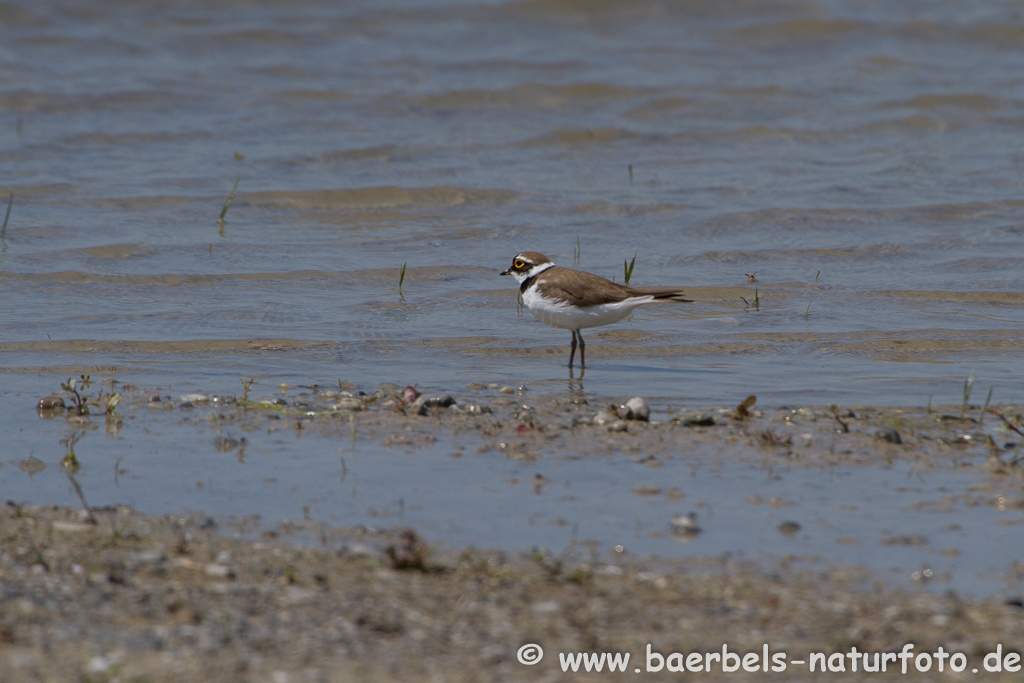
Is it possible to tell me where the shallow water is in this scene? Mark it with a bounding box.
[5,388,1024,597]
[3,0,1024,594]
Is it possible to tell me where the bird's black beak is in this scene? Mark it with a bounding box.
[500,267,511,276]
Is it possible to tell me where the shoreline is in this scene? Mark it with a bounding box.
[2,503,1024,682]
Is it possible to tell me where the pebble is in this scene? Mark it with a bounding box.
[423,395,456,408]
[204,563,231,578]
[876,427,902,444]
[331,397,364,411]
[617,396,650,421]
[592,411,616,426]
[669,513,701,540]
[0,503,1014,678]
[672,412,716,427]
[179,393,209,404]
[128,549,166,565]
[498,385,515,395]
[778,521,802,536]
[36,396,66,411]
[86,656,111,675]
[635,572,669,589]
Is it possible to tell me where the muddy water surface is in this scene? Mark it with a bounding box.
[2,0,1024,595]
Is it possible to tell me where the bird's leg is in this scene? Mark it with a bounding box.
[578,330,586,369]
[568,330,578,368]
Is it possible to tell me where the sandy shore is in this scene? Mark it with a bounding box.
[6,386,1024,681]
[2,501,1024,682]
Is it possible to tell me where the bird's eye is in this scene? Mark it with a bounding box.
[514,259,525,269]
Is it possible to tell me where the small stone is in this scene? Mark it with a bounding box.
[37,396,65,411]
[129,549,166,565]
[342,543,376,558]
[86,656,110,675]
[592,411,616,426]
[204,563,231,578]
[672,412,715,427]
[778,521,801,536]
[498,385,515,395]
[669,513,701,540]
[876,427,902,444]
[179,393,209,404]
[424,395,456,408]
[618,397,650,421]
[331,398,364,411]
[606,420,628,432]
[466,403,493,415]
[635,572,669,589]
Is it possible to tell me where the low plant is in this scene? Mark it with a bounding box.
[624,253,636,285]
[61,375,93,415]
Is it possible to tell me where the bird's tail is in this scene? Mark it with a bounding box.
[631,287,693,303]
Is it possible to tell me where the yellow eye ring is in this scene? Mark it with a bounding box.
[514,259,525,268]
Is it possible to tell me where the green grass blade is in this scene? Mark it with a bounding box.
[218,176,241,223]
[624,253,636,285]
[1,193,12,239]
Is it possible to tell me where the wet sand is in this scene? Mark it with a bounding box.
[5,388,1024,681]
[2,503,1023,682]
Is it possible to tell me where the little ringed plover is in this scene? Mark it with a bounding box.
[501,251,692,369]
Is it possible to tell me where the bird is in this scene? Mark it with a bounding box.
[501,251,692,369]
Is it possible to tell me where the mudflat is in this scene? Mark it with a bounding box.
[4,386,1024,681]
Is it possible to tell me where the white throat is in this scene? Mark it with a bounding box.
[513,261,555,285]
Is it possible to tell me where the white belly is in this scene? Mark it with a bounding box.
[522,288,654,330]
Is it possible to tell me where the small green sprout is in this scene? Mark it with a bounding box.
[60,433,82,472]
[217,176,240,231]
[1,193,11,238]
[979,385,993,429]
[624,253,636,285]
[961,373,974,419]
